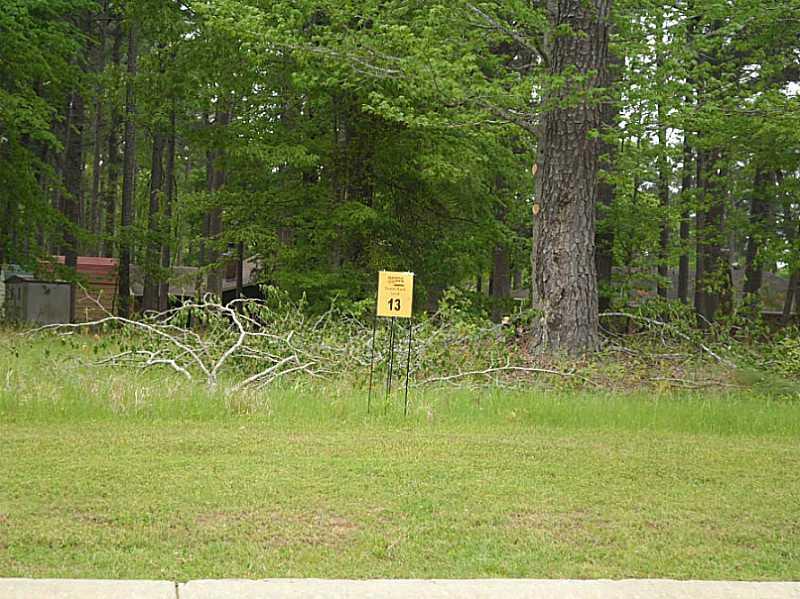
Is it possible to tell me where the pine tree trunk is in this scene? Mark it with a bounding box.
[782,216,800,325]
[118,19,137,317]
[679,4,700,305]
[52,108,70,256]
[33,117,50,252]
[513,268,522,291]
[701,155,730,321]
[783,271,798,325]
[426,283,444,313]
[63,82,87,322]
[693,17,731,323]
[235,241,244,299]
[159,108,176,311]
[531,0,610,353]
[694,151,707,322]
[0,175,14,264]
[743,169,770,304]
[205,194,223,298]
[656,101,670,299]
[90,101,104,252]
[199,118,212,274]
[142,132,165,312]
[595,50,620,313]
[677,135,692,303]
[103,19,122,259]
[490,244,511,322]
[89,3,107,254]
[205,109,230,298]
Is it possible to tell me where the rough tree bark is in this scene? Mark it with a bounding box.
[783,272,799,325]
[142,131,165,312]
[119,18,137,317]
[490,244,511,322]
[677,135,692,303]
[103,19,122,259]
[51,107,70,256]
[699,154,731,322]
[0,193,11,265]
[205,109,230,298]
[63,90,86,293]
[742,169,771,304]
[63,7,89,323]
[693,16,731,323]
[531,0,610,353]
[694,151,707,321]
[595,49,620,313]
[89,1,108,253]
[490,192,511,322]
[655,15,671,299]
[782,207,800,325]
[678,3,699,304]
[159,108,176,311]
[656,100,670,298]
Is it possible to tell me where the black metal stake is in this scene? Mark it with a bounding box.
[385,317,396,402]
[404,318,413,417]
[367,313,378,414]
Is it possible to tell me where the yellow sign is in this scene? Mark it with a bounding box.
[376,271,414,319]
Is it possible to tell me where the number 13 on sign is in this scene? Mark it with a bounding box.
[376,271,414,318]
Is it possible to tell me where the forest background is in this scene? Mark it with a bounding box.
[2,0,800,349]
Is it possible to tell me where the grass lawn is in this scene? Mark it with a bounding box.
[1,332,799,580]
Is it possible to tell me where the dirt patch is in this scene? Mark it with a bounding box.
[71,510,116,526]
[195,510,253,528]
[507,509,612,544]
[194,509,361,548]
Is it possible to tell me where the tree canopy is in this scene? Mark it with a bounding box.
[2,0,799,349]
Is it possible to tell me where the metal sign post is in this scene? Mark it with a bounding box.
[367,311,378,414]
[404,318,413,416]
[367,271,414,415]
[385,316,396,402]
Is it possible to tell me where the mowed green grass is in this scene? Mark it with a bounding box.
[1,332,799,580]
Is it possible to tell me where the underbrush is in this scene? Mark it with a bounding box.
[2,356,799,437]
[1,290,798,405]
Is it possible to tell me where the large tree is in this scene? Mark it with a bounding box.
[532,0,611,353]
[118,14,137,318]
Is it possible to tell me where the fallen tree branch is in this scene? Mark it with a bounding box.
[417,365,596,387]
[600,312,736,368]
[231,355,299,392]
[647,376,743,390]
[253,362,317,389]
[26,315,212,379]
[95,350,194,381]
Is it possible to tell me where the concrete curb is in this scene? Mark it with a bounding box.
[0,578,176,599]
[178,579,800,599]
[1,578,799,599]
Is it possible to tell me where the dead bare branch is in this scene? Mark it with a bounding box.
[600,312,736,368]
[417,365,595,387]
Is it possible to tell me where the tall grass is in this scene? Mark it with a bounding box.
[2,330,798,437]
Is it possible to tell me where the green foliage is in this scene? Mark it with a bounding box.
[0,0,93,265]
[766,330,800,378]
[3,0,800,335]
